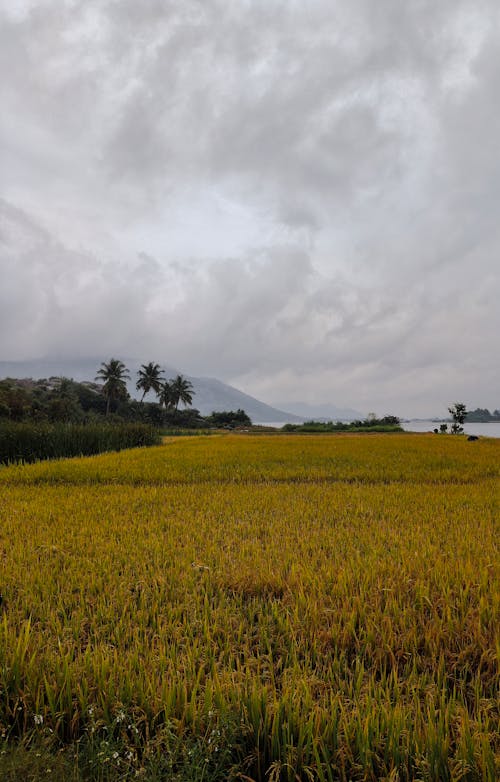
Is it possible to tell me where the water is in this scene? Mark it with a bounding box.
[256,421,500,438]
[254,422,297,429]
[402,420,500,438]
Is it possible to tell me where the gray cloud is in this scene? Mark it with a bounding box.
[1,0,499,416]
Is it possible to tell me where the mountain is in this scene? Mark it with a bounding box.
[186,376,302,422]
[0,358,302,423]
[273,401,364,421]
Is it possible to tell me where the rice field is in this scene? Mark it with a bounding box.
[0,433,498,780]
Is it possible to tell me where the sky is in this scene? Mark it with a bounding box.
[1,0,499,417]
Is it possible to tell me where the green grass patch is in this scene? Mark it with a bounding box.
[0,422,161,465]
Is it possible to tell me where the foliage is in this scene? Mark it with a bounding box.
[282,415,402,433]
[95,359,131,415]
[161,407,206,428]
[448,402,468,434]
[136,362,164,402]
[155,373,195,414]
[0,379,35,420]
[205,409,252,427]
[168,374,194,410]
[0,369,196,428]
[0,434,498,780]
[466,407,500,422]
[0,374,249,434]
[157,380,176,410]
[0,422,160,465]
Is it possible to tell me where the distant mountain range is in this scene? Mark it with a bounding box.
[0,358,303,423]
[273,400,363,421]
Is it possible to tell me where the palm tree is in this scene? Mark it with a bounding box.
[157,380,175,410]
[136,362,164,402]
[95,358,130,415]
[170,374,194,410]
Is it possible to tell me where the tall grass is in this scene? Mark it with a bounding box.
[0,421,160,465]
[0,434,498,780]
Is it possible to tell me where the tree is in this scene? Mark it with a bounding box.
[380,415,400,426]
[48,377,83,423]
[169,374,194,410]
[0,380,32,421]
[448,402,467,434]
[206,409,252,427]
[95,359,130,415]
[157,380,176,410]
[136,362,164,402]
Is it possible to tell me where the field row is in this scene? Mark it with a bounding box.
[1,432,498,486]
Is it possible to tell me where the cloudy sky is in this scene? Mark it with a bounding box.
[1,0,499,416]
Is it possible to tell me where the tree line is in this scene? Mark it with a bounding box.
[282,415,402,433]
[0,359,252,429]
[464,407,500,422]
[96,358,194,415]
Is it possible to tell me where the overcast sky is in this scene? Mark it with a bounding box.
[1,0,499,416]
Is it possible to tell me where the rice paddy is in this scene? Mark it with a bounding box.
[0,433,498,780]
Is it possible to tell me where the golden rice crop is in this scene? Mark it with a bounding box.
[0,434,498,780]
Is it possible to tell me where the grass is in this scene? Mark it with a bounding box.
[0,422,161,465]
[0,433,498,780]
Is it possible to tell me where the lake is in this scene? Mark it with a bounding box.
[256,421,500,438]
[402,420,500,438]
